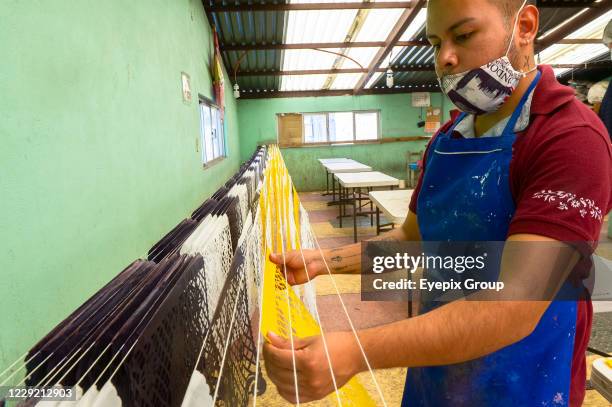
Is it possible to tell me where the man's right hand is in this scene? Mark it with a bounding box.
[269,249,327,286]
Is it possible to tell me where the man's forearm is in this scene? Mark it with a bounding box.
[353,234,576,370]
[321,226,409,275]
[355,300,548,371]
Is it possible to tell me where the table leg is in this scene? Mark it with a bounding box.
[332,175,336,202]
[339,185,343,228]
[325,171,330,195]
[376,207,380,235]
[369,187,373,226]
[353,188,357,243]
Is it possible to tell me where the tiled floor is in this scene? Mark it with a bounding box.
[298,190,612,406]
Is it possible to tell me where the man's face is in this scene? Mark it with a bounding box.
[427,0,512,78]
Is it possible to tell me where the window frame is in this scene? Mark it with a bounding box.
[198,95,227,167]
[301,110,381,145]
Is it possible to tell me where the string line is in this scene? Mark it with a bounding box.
[277,148,387,407]
[211,283,244,404]
[273,157,301,406]
[290,187,343,406]
[252,204,266,407]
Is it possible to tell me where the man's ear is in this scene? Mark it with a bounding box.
[517,5,539,46]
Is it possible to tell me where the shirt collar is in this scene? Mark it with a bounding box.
[530,65,577,115]
[454,88,534,138]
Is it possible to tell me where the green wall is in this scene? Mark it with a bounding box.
[0,0,240,371]
[237,93,452,190]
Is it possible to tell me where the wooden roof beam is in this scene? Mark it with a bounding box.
[220,40,430,51]
[220,38,600,51]
[236,66,435,77]
[353,0,427,94]
[205,2,417,12]
[237,86,439,99]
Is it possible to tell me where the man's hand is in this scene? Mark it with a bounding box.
[269,249,326,285]
[263,331,364,403]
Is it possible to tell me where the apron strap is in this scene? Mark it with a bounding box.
[449,112,469,134]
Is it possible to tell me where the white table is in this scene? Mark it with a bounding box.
[318,158,357,196]
[324,162,372,174]
[323,162,372,204]
[318,158,355,165]
[335,171,400,242]
[369,189,414,234]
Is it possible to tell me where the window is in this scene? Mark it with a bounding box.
[303,114,327,143]
[355,112,379,141]
[302,111,379,144]
[199,98,226,165]
[328,112,354,142]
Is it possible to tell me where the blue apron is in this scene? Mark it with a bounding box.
[403,71,578,406]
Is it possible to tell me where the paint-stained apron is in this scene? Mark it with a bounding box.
[402,71,578,406]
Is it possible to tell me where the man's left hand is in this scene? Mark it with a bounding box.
[262,330,364,404]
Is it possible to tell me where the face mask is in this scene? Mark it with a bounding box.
[437,0,536,115]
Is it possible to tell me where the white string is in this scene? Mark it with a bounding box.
[176,317,214,402]
[311,236,388,407]
[182,198,260,406]
[18,279,152,388]
[0,350,29,378]
[12,276,167,404]
[76,342,113,387]
[0,154,268,403]
[273,166,301,406]
[65,256,203,400]
[34,254,200,398]
[252,222,266,407]
[211,283,244,404]
[0,280,128,386]
[36,345,86,387]
[289,189,343,406]
[0,352,53,387]
[277,150,388,407]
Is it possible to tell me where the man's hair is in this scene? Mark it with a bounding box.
[491,0,537,28]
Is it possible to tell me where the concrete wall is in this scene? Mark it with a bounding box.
[237,93,453,190]
[0,0,241,370]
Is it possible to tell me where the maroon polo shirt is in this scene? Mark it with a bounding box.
[410,65,612,406]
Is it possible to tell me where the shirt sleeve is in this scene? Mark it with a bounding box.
[508,125,612,246]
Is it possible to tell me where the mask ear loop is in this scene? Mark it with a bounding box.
[505,0,528,57]
[505,0,536,78]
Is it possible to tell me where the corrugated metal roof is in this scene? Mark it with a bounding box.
[540,10,612,76]
[207,1,610,94]
[364,8,428,88]
[282,49,346,70]
[285,10,358,43]
[213,8,286,90]
[345,47,380,67]
[329,72,365,89]
[281,74,329,91]
[353,9,405,41]
[370,23,437,89]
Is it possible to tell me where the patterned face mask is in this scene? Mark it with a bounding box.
[437,0,536,115]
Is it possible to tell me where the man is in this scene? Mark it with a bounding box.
[264,0,612,405]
